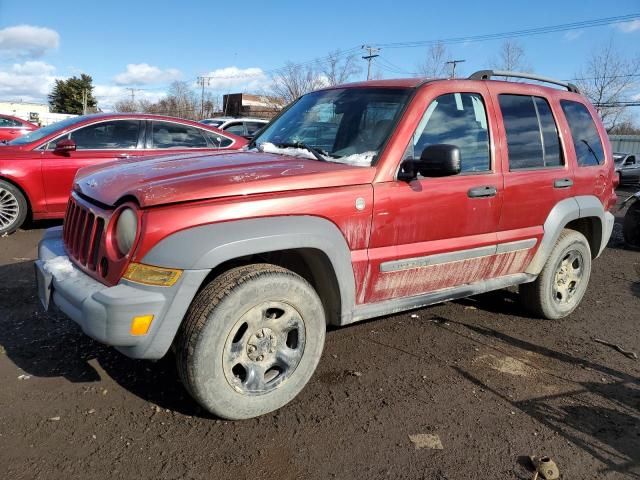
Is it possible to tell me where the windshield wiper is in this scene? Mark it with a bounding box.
[274,142,328,162]
[581,139,601,164]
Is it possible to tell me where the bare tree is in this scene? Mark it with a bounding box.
[575,39,640,131]
[319,50,361,86]
[491,40,532,72]
[417,42,449,78]
[114,99,138,113]
[270,62,326,104]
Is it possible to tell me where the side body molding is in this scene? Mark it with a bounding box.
[142,216,357,323]
[525,195,610,275]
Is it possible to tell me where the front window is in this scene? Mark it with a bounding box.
[8,116,85,146]
[60,120,141,150]
[253,87,411,166]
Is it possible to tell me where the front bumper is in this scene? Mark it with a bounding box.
[35,227,209,359]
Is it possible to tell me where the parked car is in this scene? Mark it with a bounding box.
[37,70,616,419]
[614,152,640,186]
[622,190,640,248]
[0,113,246,234]
[200,117,268,139]
[0,114,38,142]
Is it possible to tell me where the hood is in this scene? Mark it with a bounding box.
[74,150,375,207]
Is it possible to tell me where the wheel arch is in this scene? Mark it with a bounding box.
[141,216,356,326]
[525,195,611,275]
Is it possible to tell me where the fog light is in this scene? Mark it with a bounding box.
[130,315,154,336]
[123,263,182,287]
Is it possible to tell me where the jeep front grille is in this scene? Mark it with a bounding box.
[63,196,106,271]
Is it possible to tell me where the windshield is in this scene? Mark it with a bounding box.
[8,116,85,146]
[252,87,411,166]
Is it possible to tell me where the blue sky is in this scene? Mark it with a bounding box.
[1,0,639,110]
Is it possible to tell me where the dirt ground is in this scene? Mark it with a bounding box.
[1,191,638,480]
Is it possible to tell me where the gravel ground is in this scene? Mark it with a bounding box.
[0,191,638,480]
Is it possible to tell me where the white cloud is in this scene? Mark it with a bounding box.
[0,25,60,58]
[114,63,181,85]
[615,19,640,33]
[199,66,268,91]
[564,30,583,41]
[0,61,58,102]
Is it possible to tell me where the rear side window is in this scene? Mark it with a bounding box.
[499,94,563,170]
[151,121,208,149]
[560,100,604,166]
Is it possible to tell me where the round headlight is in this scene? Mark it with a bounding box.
[115,208,138,256]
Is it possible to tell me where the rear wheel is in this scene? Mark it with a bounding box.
[175,264,326,419]
[520,229,592,319]
[0,180,27,235]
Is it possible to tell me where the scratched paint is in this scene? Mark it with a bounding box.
[367,249,534,302]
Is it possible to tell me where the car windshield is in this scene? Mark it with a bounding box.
[613,154,625,163]
[7,116,85,146]
[252,87,411,166]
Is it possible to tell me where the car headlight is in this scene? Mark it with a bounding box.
[115,208,138,256]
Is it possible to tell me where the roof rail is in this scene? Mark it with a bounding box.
[468,70,580,94]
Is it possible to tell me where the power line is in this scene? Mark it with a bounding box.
[371,13,640,49]
[445,59,466,79]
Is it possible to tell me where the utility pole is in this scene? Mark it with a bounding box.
[126,88,141,103]
[445,59,466,79]
[197,77,212,118]
[361,45,380,80]
[82,89,87,115]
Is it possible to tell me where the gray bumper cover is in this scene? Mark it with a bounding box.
[35,227,209,359]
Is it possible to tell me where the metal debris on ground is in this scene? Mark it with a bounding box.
[409,433,444,450]
[593,337,638,360]
[49,416,61,422]
[529,455,560,480]
[410,314,420,319]
[17,374,31,380]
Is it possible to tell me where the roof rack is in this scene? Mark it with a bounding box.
[468,70,580,94]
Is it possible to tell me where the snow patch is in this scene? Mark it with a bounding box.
[258,142,375,166]
[259,142,318,161]
[43,256,77,281]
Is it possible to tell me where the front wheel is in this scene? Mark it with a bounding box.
[0,180,27,235]
[175,264,326,419]
[520,229,592,320]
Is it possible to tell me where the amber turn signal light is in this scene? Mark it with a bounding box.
[123,263,182,287]
[130,315,154,336]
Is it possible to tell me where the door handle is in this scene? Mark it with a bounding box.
[554,178,573,188]
[117,153,137,159]
[467,185,497,198]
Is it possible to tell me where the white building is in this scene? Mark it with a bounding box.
[0,100,77,126]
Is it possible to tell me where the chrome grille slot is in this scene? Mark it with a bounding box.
[62,196,107,272]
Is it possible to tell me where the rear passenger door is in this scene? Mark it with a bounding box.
[488,85,574,246]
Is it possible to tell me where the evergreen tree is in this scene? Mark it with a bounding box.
[48,74,98,114]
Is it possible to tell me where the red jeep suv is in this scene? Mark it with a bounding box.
[36,71,616,419]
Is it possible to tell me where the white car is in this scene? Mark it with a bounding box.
[200,117,268,138]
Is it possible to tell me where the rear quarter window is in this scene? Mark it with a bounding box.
[560,100,604,167]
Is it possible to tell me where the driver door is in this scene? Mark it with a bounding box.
[41,119,143,213]
[364,85,505,303]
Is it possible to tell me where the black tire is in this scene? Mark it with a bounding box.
[520,229,592,320]
[0,179,27,235]
[623,201,640,249]
[175,264,326,420]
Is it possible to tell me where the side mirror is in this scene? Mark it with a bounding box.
[398,144,461,181]
[54,138,76,153]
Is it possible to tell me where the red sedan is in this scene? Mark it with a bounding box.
[0,113,247,234]
[0,114,38,142]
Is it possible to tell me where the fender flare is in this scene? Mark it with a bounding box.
[525,195,612,275]
[142,215,357,321]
